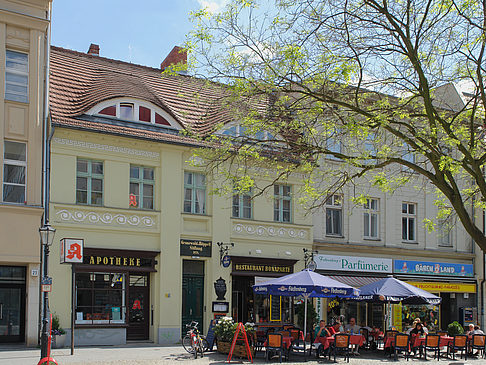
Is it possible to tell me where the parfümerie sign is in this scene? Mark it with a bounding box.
[315,254,392,273]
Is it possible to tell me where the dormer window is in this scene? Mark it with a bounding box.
[88,98,181,129]
[221,124,274,141]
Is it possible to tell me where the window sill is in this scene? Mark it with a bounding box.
[232,216,253,221]
[438,244,453,248]
[326,234,344,238]
[363,237,381,241]
[273,220,293,224]
[75,323,129,329]
[402,241,418,244]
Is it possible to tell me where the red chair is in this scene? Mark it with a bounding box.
[394,333,411,361]
[447,335,467,360]
[331,334,351,362]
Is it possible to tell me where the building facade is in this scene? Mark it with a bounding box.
[47,45,312,346]
[0,0,51,345]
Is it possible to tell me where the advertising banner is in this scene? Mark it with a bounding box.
[394,260,474,277]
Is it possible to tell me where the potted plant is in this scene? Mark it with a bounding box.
[51,313,66,348]
[447,321,464,336]
[214,317,255,357]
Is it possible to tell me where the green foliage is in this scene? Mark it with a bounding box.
[51,313,65,336]
[295,300,318,334]
[447,321,465,336]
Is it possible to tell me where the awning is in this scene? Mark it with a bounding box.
[327,275,384,288]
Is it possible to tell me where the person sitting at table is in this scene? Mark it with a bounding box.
[472,325,484,335]
[345,317,361,335]
[315,320,331,338]
[466,323,475,335]
[421,320,429,334]
[409,322,425,355]
[328,321,342,336]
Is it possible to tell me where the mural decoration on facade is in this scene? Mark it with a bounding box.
[56,209,156,228]
[233,223,308,239]
[53,138,160,158]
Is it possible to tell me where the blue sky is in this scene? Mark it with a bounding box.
[51,1,227,69]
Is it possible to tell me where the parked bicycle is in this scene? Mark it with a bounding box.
[182,321,208,358]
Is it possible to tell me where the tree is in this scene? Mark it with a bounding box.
[185,0,486,252]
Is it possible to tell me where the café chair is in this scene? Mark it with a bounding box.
[288,329,307,361]
[384,330,398,356]
[471,334,486,358]
[331,333,351,363]
[423,334,440,361]
[437,331,448,336]
[447,334,467,360]
[394,333,411,361]
[255,330,267,354]
[265,333,285,363]
[359,328,370,350]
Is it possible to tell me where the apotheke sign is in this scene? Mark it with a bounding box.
[315,254,392,273]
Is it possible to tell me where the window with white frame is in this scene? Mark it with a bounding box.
[3,141,26,203]
[274,184,291,222]
[363,198,379,239]
[402,202,416,242]
[326,194,343,236]
[184,171,206,214]
[5,50,28,103]
[232,188,252,219]
[129,165,154,209]
[221,124,274,141]
[438,217,453,246]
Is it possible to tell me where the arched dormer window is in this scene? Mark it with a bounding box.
[220,123,275,141]
[87,98,182,130]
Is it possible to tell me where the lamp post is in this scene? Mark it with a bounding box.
[39,222,56,359]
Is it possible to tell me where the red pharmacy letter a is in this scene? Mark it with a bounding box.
[67,243,82,260]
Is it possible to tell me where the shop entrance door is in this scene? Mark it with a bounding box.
[0,266,25,343]
[182,260,204,333]
[127,273,149,340]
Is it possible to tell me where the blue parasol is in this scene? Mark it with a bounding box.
[253,269,359,338]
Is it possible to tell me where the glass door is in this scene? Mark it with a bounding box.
[0,286,25,342]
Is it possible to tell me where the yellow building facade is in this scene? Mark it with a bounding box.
[48,46,312,345]
[0,0,51,345]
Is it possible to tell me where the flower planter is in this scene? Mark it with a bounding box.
[52,334,66,349]
[217,340,255,358]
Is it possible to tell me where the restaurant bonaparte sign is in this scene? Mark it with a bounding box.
[233,263,292,274]
[315,254,392,273]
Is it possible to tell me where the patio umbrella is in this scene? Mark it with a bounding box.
[356,277,442,305]
[356,277,441,329]
[253,269,360,339]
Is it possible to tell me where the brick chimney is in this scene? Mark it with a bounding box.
[87,43,100,56]
[160,46,187,72]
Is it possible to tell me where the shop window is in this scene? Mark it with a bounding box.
[3,141,26,203]
[363,198,379,239]
[326,194,343,236]
[183,171,206,214]
[75,272,126,324]
[129,165,154,209]
[402,202,416,242]
[232,188,252,219]
[438,217,453,247]
[76,159,103,206]
[402,304,439,332]
[274,184,291,222]
[5,50,28,103]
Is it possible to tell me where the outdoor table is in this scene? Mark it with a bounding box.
[314,336,334,350]
[264,333,304,349]
[412,335,454,348]
[317,334,365,350]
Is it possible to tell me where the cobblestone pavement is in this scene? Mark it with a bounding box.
[0,345,480,365]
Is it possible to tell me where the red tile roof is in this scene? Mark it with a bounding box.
[49,46,250,143]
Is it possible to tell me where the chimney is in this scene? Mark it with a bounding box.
[87,43,100,56]
[160,46,187,73]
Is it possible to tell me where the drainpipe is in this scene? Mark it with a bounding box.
[38,0,52,345]
[482,209,485,329]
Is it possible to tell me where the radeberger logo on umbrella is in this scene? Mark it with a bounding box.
[278,285,306,292]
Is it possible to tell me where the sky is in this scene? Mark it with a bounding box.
[51,0,227,69]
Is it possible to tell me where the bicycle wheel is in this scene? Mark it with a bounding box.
[200,336,210,352]
[196,337,204,358]
[182,334,195,354]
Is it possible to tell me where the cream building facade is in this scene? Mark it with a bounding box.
[47,46,312,346]
[0,0,51,345]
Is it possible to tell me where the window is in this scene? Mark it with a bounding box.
[75,272,126,324]
[94,100,173,126]
[5,50,28,103]
[364,133,377,164]
[119,103,133,120]
[438,217,453,247]
[327,129,342,160]
[326,194,343,236]
[76,159,103,205]
[232,188,252,219]
[3,141,26,203]
[363,198,379,239]
[402,143,415,171]
[402,202,416,242]
[129,166,154,209]
[221,124,274,141]
[274,184,291,222]
[184,172,206,214]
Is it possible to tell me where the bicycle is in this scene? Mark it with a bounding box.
[182,321,207,358]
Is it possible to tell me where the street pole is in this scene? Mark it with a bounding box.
[40,243,50,359]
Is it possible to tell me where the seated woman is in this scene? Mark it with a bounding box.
[409,322,425,355]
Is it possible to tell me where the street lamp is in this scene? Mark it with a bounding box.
[39,222,56,359]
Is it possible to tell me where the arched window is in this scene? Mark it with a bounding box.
[88,98,181,129]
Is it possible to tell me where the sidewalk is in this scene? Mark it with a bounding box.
[0,344,481,365]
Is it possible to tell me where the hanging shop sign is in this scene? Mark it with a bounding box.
[60,238,84,264]
[180,239,212,257]
[394,260,474,277]
[315,254,392,273]
[407,281,476,293]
